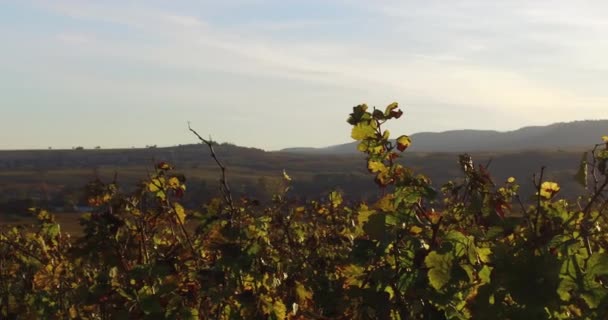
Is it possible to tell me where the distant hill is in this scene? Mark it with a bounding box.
[281,120,608,154]
[0,136,597,215]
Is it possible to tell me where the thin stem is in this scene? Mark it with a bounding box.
[534,166,545,236]
[188,123,237,220]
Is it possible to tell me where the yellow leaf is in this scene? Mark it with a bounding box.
[329,191,343,208]
[168,177,180,188]
[357,204,374,226]
[148,178,163,192]
[261,296,286,320]
[351,122,376,141]
[507,177,515,183]
[368,160,387,173]
[396,135,412,152]
[370,145,385,154]
[383,129,390,140]
[376,194,394,212]
[339,264,365,286]
[69,306,78,319]
[295,281,312,303]
[410,225,423,235]
[273,300,287,320]
[357,142,369,152]
[174,203,186,224]
[602,135,608,143]
[540,181,560,199]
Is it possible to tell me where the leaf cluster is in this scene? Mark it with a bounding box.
[1,103,608,319]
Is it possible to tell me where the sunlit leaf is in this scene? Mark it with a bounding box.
[375,194,394,212]
[351,122,376,141]
[540,181,560,199]
[396,135,411,152]
[409,225,423,235]
[384,102,398,115]
[168,176,180,188]
[295,281,313,303]
[148,178,164,192]
[174,203,186,224]
[329,191,343,208]
[479,265,493,284]
[368,160,387,173]
[425,251,453,291]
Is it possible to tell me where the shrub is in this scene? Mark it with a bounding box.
[1,103,608,319]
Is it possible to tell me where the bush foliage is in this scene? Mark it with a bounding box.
[2,104,608,319]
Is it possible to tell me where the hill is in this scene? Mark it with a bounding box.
[281,119,608,154]
[0,141,593,223]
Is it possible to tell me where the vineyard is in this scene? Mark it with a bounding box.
[1,103,608,319]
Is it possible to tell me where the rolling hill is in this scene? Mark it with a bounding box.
[281,120,608,154]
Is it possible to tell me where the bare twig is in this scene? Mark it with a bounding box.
[590,143,604,193]
[188,123,237,219]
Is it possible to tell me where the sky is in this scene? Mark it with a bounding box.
[1,0,607,150]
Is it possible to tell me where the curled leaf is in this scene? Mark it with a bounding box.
[396,135,411,152]
[540,181,560,199]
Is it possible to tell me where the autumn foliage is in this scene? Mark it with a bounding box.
[2,103,608,319]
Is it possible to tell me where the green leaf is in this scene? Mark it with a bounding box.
[477,247,492,264]
[581,289,607,309]
[557,278,577,301]
[586,252,608,278]
[181,308,199,320]
[425,251,453,291]
[479,265,493,284]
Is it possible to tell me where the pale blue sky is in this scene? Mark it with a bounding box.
[1,1,607,150]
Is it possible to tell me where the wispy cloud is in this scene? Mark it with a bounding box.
[2,0,608,149]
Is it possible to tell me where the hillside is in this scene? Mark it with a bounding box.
[281,119,608,154]
[0,141,593,220]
